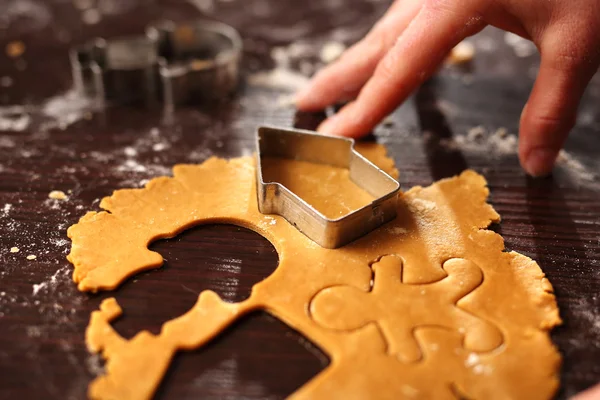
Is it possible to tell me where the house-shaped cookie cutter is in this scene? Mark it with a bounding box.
[256,126,401,248]
[69,19,242,108]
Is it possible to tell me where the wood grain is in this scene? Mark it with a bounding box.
[0,0,599,399]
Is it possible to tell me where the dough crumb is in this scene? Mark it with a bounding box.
[49,190,68,200]
[448,41,475,64]
[27,255,37,260]
[6,41,25,58]
[10,247,19,253]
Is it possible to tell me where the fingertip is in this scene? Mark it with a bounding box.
[316,115,343,136]
[294,85,320,111]
[520,147,559,177]
[316,101,375,139]
[316,116,362,138]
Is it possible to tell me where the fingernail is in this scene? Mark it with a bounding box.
[525,147,558,177]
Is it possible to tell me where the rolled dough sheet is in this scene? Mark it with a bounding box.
[68,144,561,400]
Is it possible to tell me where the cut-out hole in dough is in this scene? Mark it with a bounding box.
[110,224,278,339]
[154,311,330,400]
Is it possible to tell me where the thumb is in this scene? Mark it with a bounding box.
[519,31,599,177]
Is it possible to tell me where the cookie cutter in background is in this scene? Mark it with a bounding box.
[70,19,242,108]
[148,20,242,110]
[70,36,158,106]
[256,126,401,249]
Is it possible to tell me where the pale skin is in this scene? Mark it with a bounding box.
[295,0,600,177]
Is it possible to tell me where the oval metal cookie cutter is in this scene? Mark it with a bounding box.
[70,19,242,108]
[256,126,401,249]
[148,19,243,108]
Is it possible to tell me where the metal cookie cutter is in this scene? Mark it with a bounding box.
[70,19,242,108]
[70,35,159,106]
[256,126,401,249]
[148,20,242,108]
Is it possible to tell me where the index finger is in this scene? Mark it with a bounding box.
[318,0,485,137]
[296,0,423,111]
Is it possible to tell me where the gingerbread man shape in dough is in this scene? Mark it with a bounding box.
[309,255,503,363]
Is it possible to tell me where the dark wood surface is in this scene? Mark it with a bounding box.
[1,0,599,399]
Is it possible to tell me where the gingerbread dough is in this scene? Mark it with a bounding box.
[68,145,561,400]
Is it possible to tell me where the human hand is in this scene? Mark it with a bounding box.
[295,0,600,177]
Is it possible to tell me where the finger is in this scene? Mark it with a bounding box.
[572,383,600,400]
[519,29,600,177]
[318,0,485,137]
[295,0,423,111]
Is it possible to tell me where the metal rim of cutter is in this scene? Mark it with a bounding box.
[69,19,242,107]
[147,20,243,107]
[147,20,243,74]
[70,35,160,106]
[255,126,401,249]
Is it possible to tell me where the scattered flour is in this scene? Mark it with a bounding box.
[152,142,169,152]
[26,325,42,338]
[439,126,518,156]
[247,37,346,92]
[50,237,70,249]
[117,159,148,173]
[2,203,12,217]
[0,89,93,134]
[0,107,31,132]
[0,0,52,32]
[389,227,408,235]
[123,147,138,157]
[41,89,93,130]
[320,41,346,64]
[86,353,105,376]
[0,136,16,147]
[32,282,46,295]
[438,125,597,187]
[247,68,309,92]
[31,266,70,297]
[0,112,30,131]
[557,150,597,182]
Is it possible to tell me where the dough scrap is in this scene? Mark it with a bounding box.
[68,145,561,400]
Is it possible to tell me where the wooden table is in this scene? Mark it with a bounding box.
[0,0,599,398]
